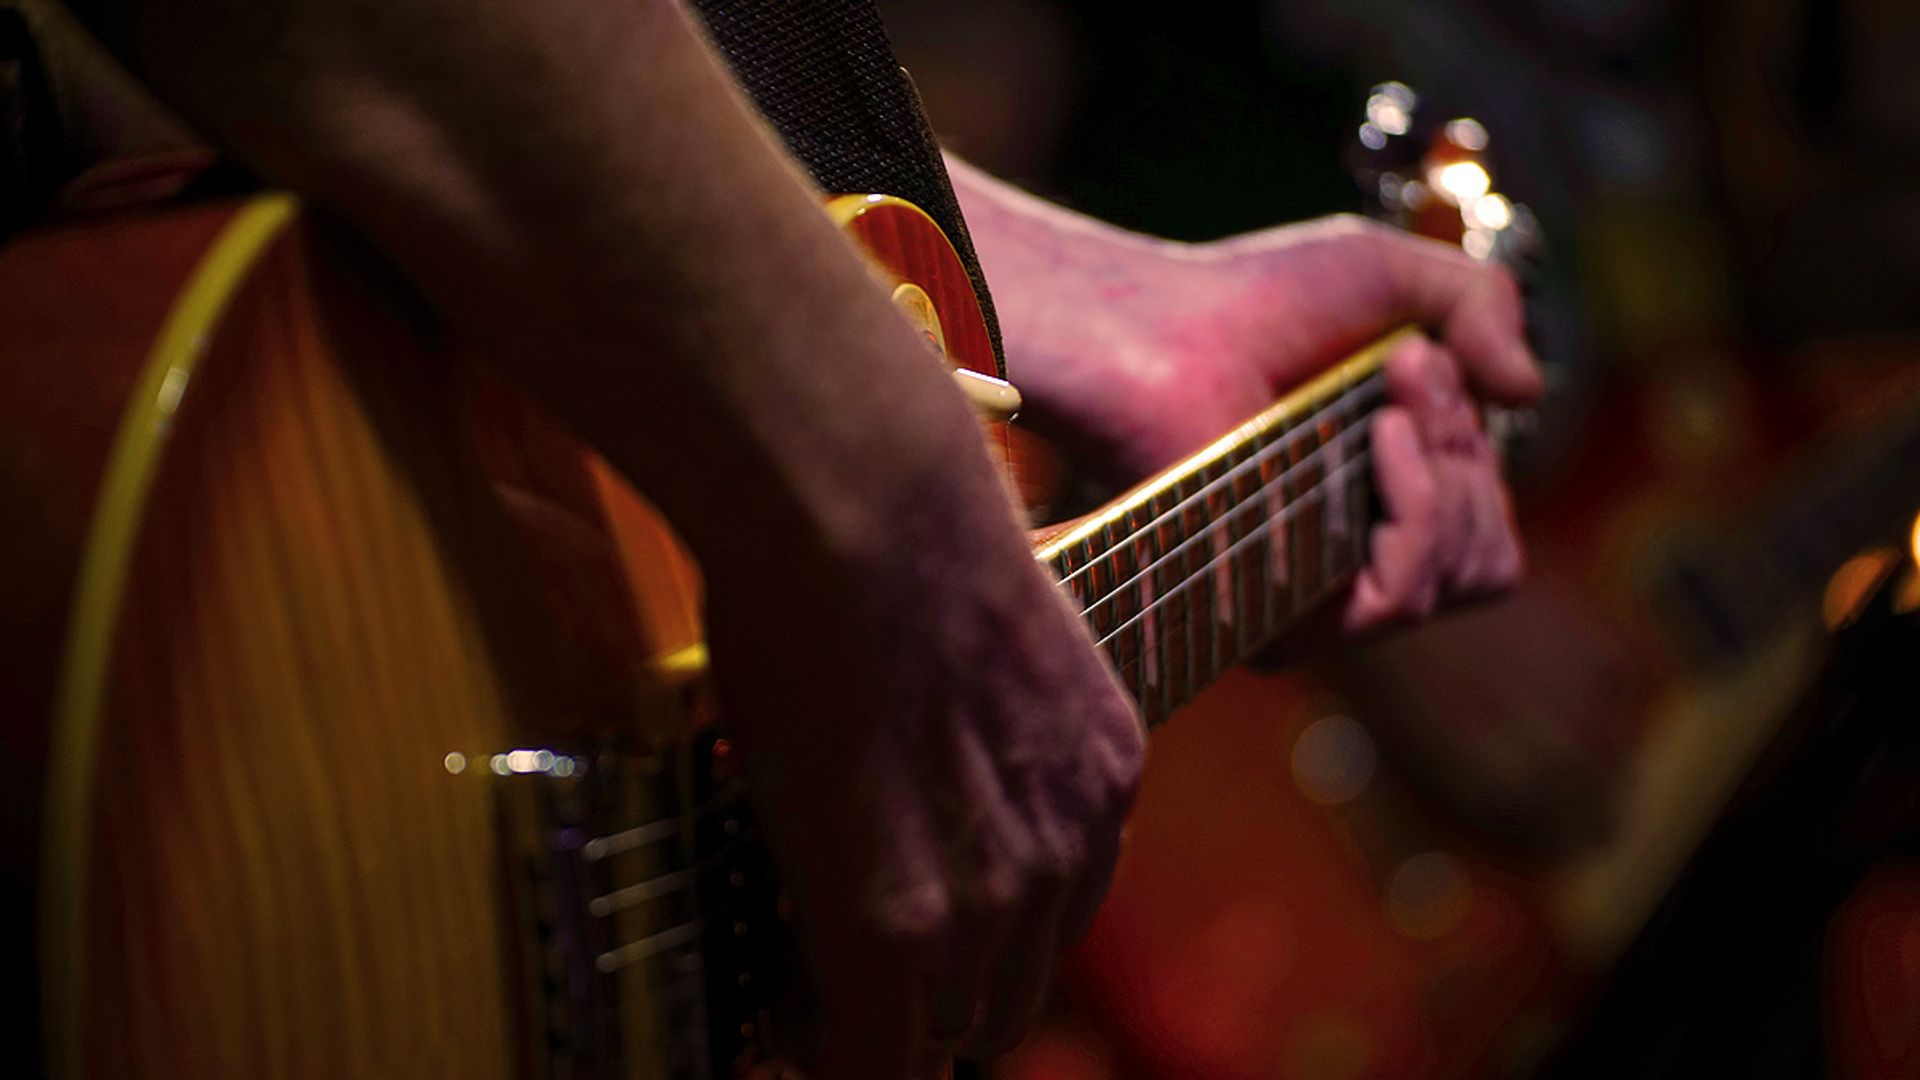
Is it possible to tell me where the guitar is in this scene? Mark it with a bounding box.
[1,187,1406,1078]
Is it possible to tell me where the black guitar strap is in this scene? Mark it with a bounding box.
[686,0,1006,374]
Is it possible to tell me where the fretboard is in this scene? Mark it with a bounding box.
[1032,333,1402,728]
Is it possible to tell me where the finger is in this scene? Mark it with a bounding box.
[1388,337,1488,453]
[922,733,1031,1050]
[1377,230,1542,404]
[810,916,929,1080]
[1426,350,1483,454]
[1446,452,1525,598]
[922,906,1004,1047]
[1441,265,1541,407]
[1053,721,1140,947]
[957,870,1074,1058]
[1345,409,1439,631]
[1059,820,1124,947]
[1383,333,1442,434]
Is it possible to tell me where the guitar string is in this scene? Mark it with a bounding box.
[588,382,1383,932]
[1094,449,1372,650]
[1053,372,1385,591]
[597,459,1370,929]
[1119,563,1356,693]
[1052,372,1381,591]
[1069,416,1372,620]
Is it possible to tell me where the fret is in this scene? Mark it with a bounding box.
[1150,486,1182,719]
[1260,418,1294,637]
[1359,403,1374,564]
[1289,403,1321,620]
[1349,416,1373,581]
[1320,394,1354,586]
[1185,470,1209,703]
[1201,454,1233,680]
[1088,524,1114,646]
[1105,516,1139,699]
[1079,535,1099,623]
[1353,408,1376,577]
[1056,536,1084,615]
[1216,441,1245,660]
[1129,500,1161,724]
[1156,482,1191,716]
[1186,459,1217,694]
[1328,413,1353,591]
[1292,414,1326,611]
[1229,439,1266,658]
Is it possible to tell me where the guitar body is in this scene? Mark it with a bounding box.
[1,191,1000,1078]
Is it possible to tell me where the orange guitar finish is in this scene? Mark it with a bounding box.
[0,192,997,1079]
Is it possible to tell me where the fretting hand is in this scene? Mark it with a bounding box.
[952,164,1543,631]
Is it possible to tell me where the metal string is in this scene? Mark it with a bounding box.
[1093,449,1372,650]
[1053,372,1386,591]
[1070,417,1373,621]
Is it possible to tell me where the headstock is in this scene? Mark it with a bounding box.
[1349,80,1546,456]
[1349,81,1541,273]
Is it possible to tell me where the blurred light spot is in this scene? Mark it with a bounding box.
[1290,714,1376,806]
[533,749,555,772]
[443,751,466,775]
[1385,851,1471,940]
[1469,192,1513,231]
[1358,121,1387,151]
[489,753,510,776]
[1462,229,1496,261]
[1910,511,1920,568]
[1823,548,1900,630]
[552,757,577,778]
[1446,117,1489,152]
[1398,179,1431,211]
[507,749,539,773]
[1367,83,1416,136]
[1432,161,1491,204]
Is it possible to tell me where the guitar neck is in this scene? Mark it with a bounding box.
[1032,333,1402,727]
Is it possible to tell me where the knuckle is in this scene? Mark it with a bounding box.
[1451,556,1492,597]
[1099,740,1145,817]
[972,864,1027,913]
[1481,263,1523,306]
[1323,211,1374,238]
[869,898,946,956]
[1110,716,1147,777]
[1027,839,1082,890]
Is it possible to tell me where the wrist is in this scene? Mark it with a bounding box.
[682,372,1030,624]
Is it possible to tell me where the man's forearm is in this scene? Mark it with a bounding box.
[945,153,1186,354]
[67,0,1017,577]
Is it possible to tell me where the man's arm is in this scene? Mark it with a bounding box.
[64,1,1143,1074]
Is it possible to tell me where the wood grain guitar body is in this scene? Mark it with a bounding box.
[1,191,1001,1079]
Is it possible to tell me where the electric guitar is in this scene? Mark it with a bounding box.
[0,186,1405,1078]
